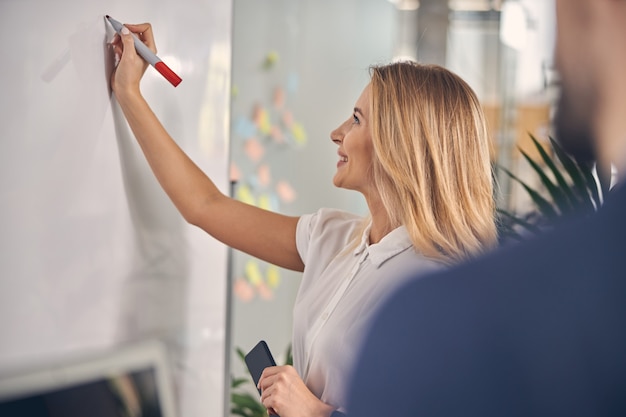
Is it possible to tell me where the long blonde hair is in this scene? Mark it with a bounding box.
[368,61,497,264]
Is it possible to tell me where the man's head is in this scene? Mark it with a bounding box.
[553,0,598,162]
[554,0,626,169]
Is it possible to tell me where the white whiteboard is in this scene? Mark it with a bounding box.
[0,1,231,416]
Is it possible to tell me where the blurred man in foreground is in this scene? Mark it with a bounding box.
[345,0,626,415]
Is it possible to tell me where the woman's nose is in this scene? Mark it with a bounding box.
[330,119,348,145]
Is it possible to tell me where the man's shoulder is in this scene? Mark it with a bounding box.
[384,186,626,326]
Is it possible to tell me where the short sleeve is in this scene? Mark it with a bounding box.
[295,208,362,268]
[296,211,316,264]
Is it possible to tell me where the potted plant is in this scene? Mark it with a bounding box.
[497,134,612,242]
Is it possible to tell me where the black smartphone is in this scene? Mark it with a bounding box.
[244,340,277,395]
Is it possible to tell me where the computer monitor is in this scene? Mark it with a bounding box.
[0,340,177,417]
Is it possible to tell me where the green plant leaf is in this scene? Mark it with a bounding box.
[497,133,604,242]
[518,147,570,214]
[576,159,602,208]
[284,343,293,366]
[231,403,266,417]
[231,392,266,413]
[528,134,580,210]
[231,407,255,417]
[496,221,531,243]
[236,347,247,362]
[499,165,559,219]
[549,137,597,210]
[596,160,612,202]
[497,208,543,235]
[232,376,251,389]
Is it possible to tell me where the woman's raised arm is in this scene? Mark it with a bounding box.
[110,23,304,272]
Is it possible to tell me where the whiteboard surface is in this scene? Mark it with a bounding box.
[0,2,231,416]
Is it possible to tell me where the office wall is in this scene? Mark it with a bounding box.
[0,1,231,416]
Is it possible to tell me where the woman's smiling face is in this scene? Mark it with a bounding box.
[330,83,375,196]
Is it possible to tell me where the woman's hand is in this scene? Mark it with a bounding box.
[258,365,336,417]
[110,22,155,96]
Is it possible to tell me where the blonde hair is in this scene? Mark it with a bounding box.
[368,61,497,264]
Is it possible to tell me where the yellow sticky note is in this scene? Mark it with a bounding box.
[291,122,307,145]
[245,260,263,287]
[257,108,271,136]
[236,184,256,206]
[258,194,272,211]
[266,265,281,289]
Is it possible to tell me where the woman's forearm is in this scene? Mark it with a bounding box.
[113,89,304,271]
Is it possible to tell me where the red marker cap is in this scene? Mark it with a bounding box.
[155,62,182,87]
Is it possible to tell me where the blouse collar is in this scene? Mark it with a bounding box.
[353,222,414,268]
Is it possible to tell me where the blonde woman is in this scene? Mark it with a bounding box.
[111,23,496,417]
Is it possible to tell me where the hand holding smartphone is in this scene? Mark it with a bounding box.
[244,340,279,416]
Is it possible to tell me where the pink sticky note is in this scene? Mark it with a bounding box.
[276,180,296,203]
[244,137,265,162]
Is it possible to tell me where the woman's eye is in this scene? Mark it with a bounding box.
[352,114,360,124]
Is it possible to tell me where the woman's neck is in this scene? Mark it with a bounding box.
[365,195,393,245]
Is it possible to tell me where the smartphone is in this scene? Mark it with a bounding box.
[244,340,277,395]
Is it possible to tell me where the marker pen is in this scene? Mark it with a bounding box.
[106,15,182,87]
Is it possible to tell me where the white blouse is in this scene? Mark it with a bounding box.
[293,208,443,410]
